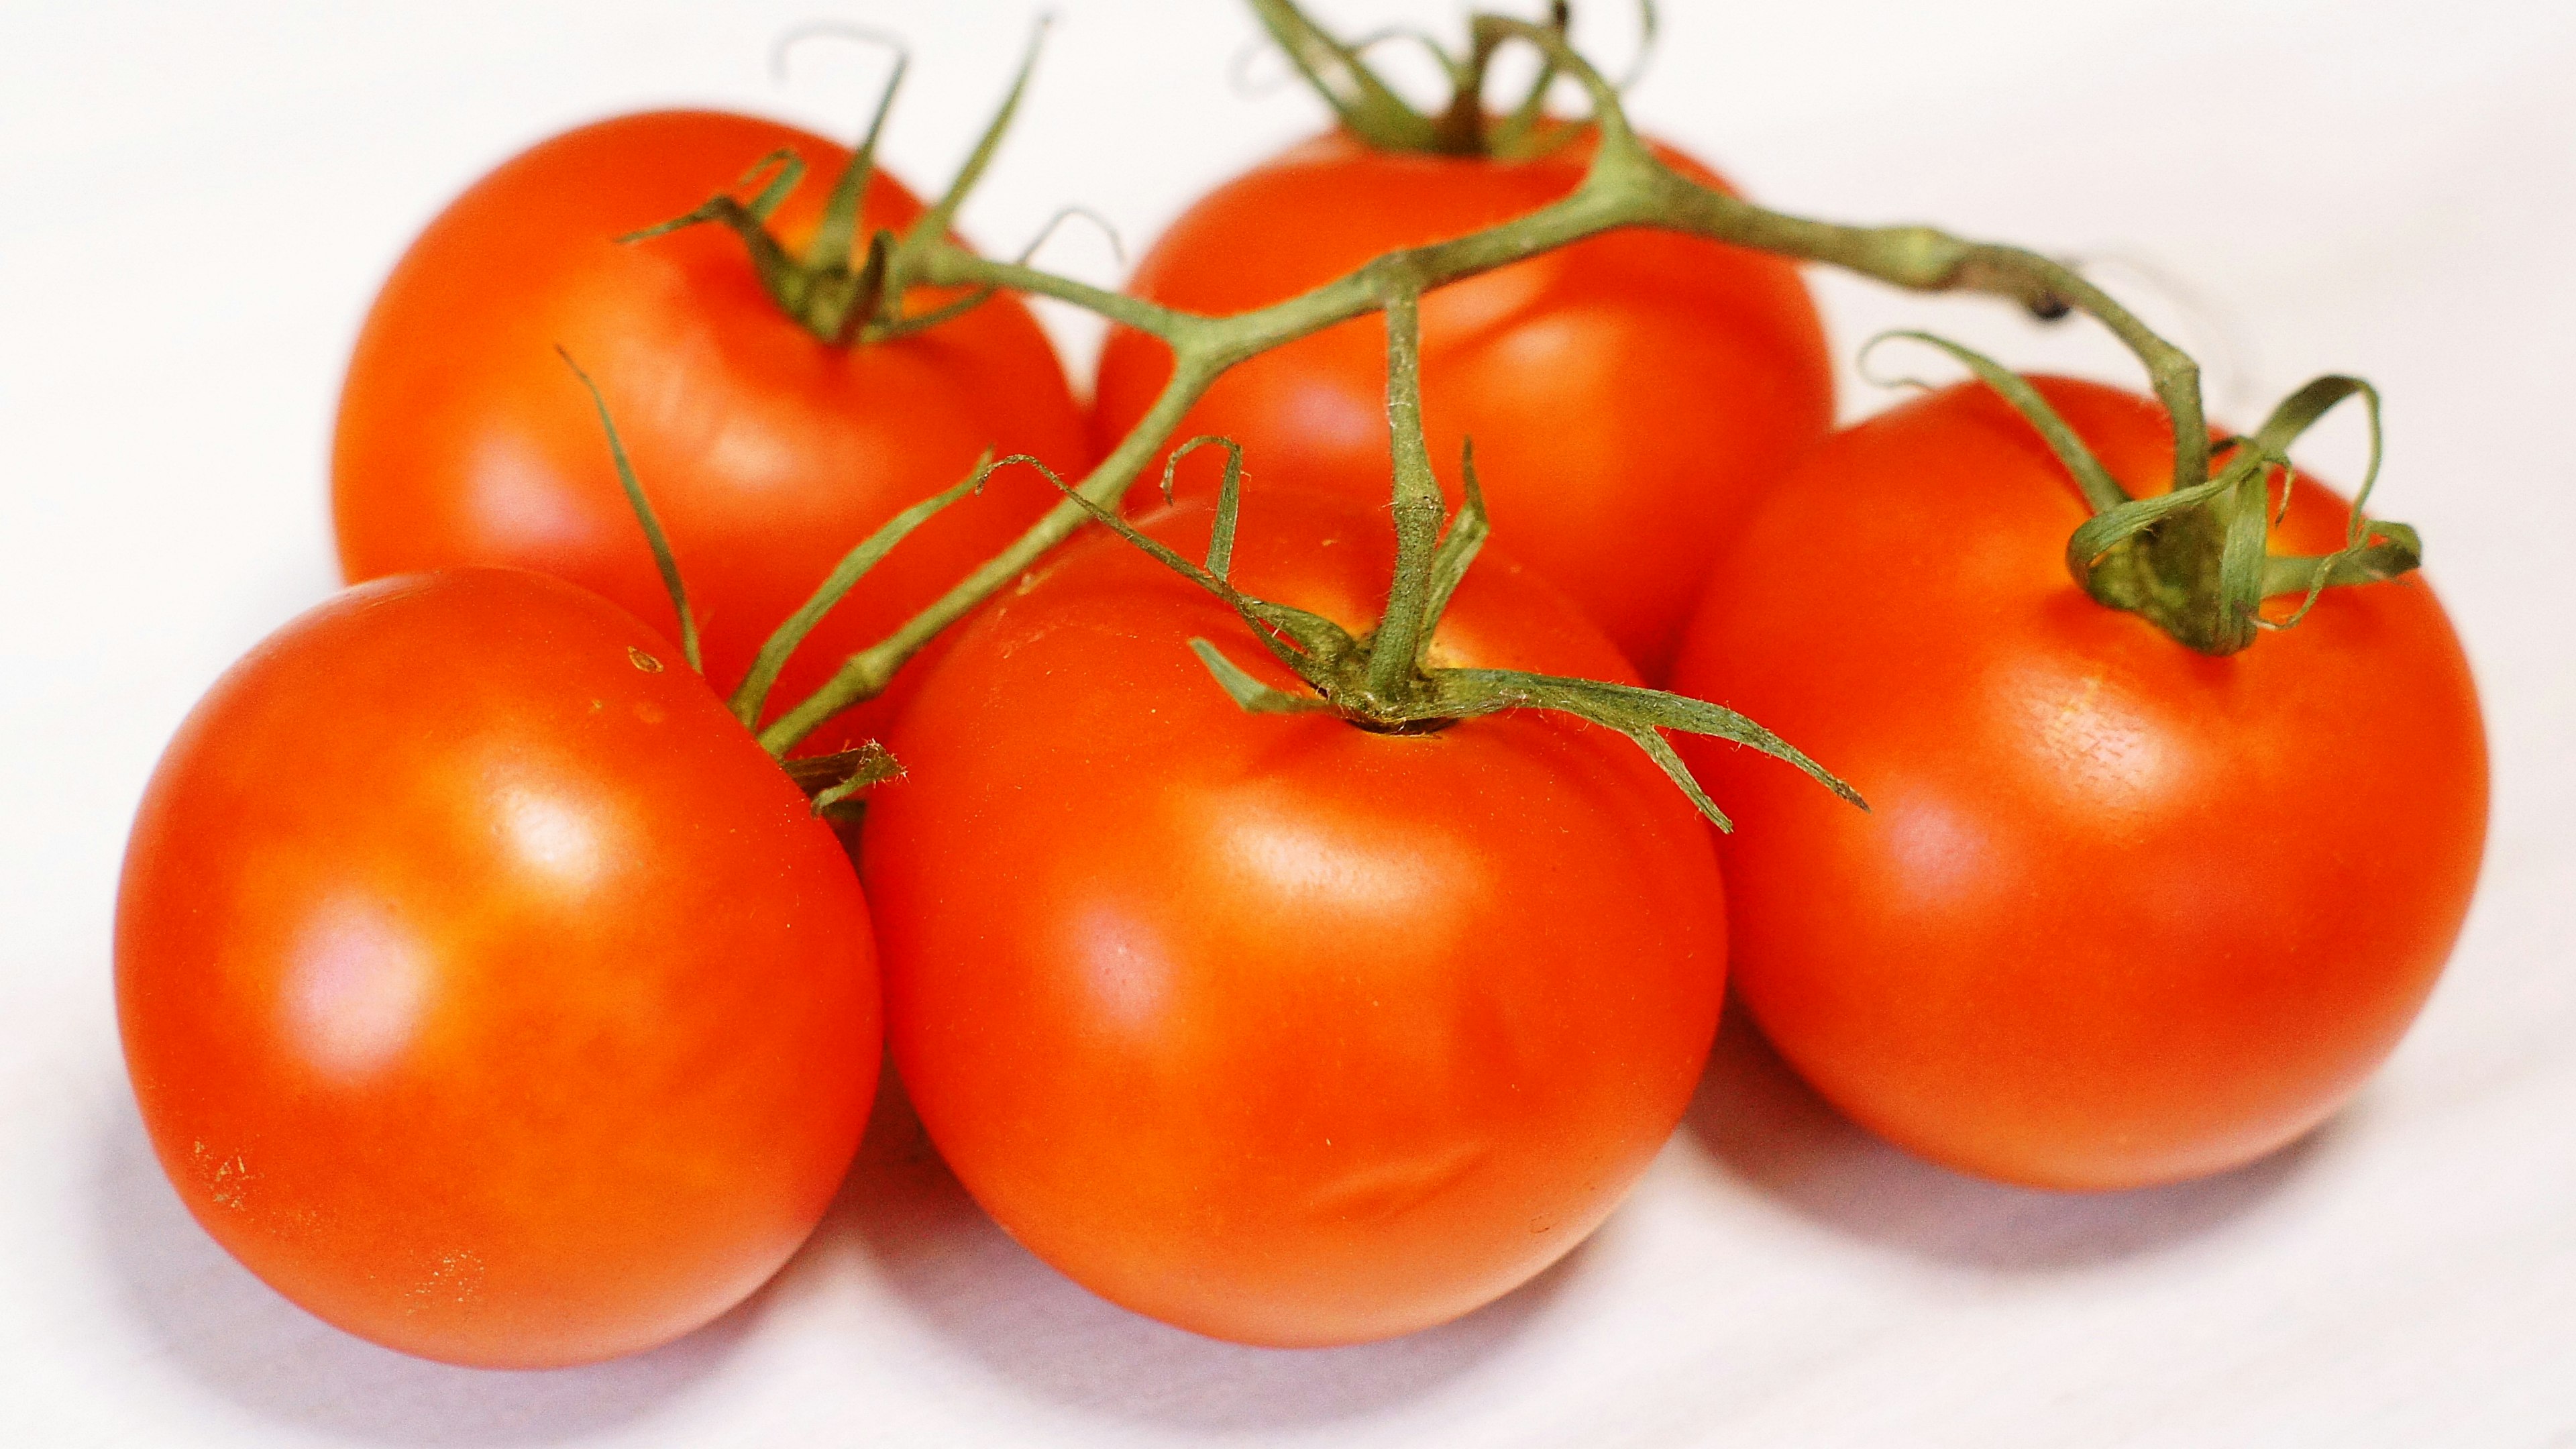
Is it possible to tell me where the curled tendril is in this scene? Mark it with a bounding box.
[1852,332,1941,396]
[1611,0,1660,91]
[1018,204,1128,268]
[769,22,911,85]
[2065,250,2260,415]
[1348,25,1470,91]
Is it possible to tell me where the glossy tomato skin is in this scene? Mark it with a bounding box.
[116,569,879,1367]
[861,488,1727,1346]
[1668,378,2487,1191]
[1091,129,1833,679]
[333,111,1092,752]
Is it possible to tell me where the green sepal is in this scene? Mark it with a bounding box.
[618,149,804,243]
[1156,436,1248,580]
[1424,667,1868,829]
[2247,374,2377,464]
[2245,376,2412,629]
[869,205,1123,344]
[557,348,701,674]
[825,229,895,344]
[743,150,806,223]
[2209,454,2274,654]
[1867,330,2129,513]
[865,284,998,343]
[1246,0,1444,152]
[803,52,906,275]
[2065,472,2233,574]
[979,451,1360,677]
[1189,639,1334,714]
[896,18,1047,258]
[2261,523,2421,592]
[1413,438,1491,659]
[621,186,807,323]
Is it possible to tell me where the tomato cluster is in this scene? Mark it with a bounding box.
[115,5,2485,1373]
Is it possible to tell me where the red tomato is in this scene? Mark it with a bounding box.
[860,486,1729,1346]
[333,111,1092,751]
[1091,129,1832,678]
[115,569,879,1367]
[1668,377,2487,1190]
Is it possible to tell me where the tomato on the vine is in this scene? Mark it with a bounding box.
[860,486,1729,1346]
[116,569,879,1367]
[333,110,1091,750]
[1091,129,1831,678]
[1668,376,2487,1190]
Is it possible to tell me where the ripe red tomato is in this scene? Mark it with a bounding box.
[1091,129,1832,678]
[333,111,1092,751]
[115,569,879,1367]
[1668,376,2487,1190]
[860,486,1729,1346]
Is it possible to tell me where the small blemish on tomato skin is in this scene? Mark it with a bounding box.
[193,1139,253,1210]
[633,701,666,725]
[627,646,663,673]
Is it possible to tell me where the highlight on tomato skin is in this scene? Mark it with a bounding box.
[1089,128,1833,680]
[860,484,1730,1348]
[114,568,881,1368]
[331,109,1095,755]
[1666,375,2489,1192]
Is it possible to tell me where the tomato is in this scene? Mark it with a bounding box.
[859,485,1728,1346]
[115,569,879,1367]
[1090,129,1832,678]
[333,111,1092,751]
[1667,376,2487,1190]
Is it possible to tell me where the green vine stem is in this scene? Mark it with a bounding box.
[752,4,2418,753]
[727,453,990,731]
[1362,287,1446,701]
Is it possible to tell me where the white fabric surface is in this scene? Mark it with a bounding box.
[4,1,2571,1443]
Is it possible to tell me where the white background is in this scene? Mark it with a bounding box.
[5,1,2573,1444]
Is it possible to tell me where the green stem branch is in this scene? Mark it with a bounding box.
[1366,287,1443,700]
[757,354,1222,754]
[755,5,2334,745]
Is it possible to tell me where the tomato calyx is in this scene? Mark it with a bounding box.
[988,446,1858,832]
[1870,333,2424,655]
[619,22,1047,347]
[983,285,1864,831]
[1250,0,1636,161]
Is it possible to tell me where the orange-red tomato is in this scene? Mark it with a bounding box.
[861,486,1728,1346]
[1091,129,1832,678]
[116,569,879,1367]
[333,111,1091,750]
[1668,377,2488,1190]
